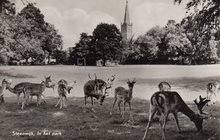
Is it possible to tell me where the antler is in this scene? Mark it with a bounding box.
[132,78,136,83]
[88,73,92,79]
[194,95,210,114]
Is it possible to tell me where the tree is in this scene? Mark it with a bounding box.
[174,0,219,64]
[42,23,63,63]
[69,33,94,65]
[92,23,122,66]
[174,0,219,31]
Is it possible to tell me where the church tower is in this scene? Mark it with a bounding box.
[121,0,132,42]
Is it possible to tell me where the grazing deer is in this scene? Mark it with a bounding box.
[206,82,219,104]
[110,79,136,119]
[55,79,76,109]
[143,91,207,140]
[5,76,52,104]
[0,79,9,103]
[158,81,171,91]
[84,73,111,112]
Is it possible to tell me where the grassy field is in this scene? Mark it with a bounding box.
[0,65,220,140]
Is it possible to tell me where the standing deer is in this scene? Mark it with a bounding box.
[158,81,171,91]
[206,82,219,104]
[110,79,136,119]
[21,77,52,110]
[143,91,207,140]
[55,79,76,109]
[5,76,52,104]
[84,73,111,112]
[0,79,9,103]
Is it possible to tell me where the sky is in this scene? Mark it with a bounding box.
[15,0,188,49]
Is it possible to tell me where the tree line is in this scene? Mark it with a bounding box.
[68,19,219,65]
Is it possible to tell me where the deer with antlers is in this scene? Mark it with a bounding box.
[110,79,136,119]
[158,81,171,91]
[143,91,207,140]
[55,79,76,109]
[84,73,112,112]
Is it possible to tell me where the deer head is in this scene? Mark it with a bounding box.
[45,76,52,87]
[127,78,136,90]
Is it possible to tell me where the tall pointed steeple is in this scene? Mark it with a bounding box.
[124,0,130,24]
[121,0,132,42]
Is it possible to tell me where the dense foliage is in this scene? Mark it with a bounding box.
[69,23,123,65]
[0,1,64,65]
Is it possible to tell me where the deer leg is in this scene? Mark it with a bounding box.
[172,112,181,133]
[30,96,33,103]
[36,96,40,106]
[64,96,67,108]
[60,96,63,109]
[122,101,126,119]
[143,106,157,140]
[118,100,122,115]
[55,97,61,108]
[110,97,117,115]
[84,96,88,112]
[0,96,5,103]
[41,94,46,104]
[161,113,169,140]
[128,102,133,120]
[17,93,20,105]
[21,94,29,110]
[91,97,95,112]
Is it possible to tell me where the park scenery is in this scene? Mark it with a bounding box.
[0,0,219,140]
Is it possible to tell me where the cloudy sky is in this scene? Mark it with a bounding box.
[16,0,188,49]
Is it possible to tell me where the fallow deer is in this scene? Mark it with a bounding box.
[143,91,207,140]
[21,77,52,110]
[110,79,136,119]
[84,73,111,112]
[55,79,76,109]
[5,76,52,104]
[158,81,171,91]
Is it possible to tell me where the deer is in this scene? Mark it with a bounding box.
[0,79,9,103]
[143,91,207,140]
[55,79,76,109]
[5,76,52,105]
[84,73,112,112]
[158,81,171,91]
[21,77,52,110]
[110,79,136,119]
[206,82,219,105]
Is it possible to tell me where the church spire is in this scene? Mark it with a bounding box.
[121,0,132,42]
[124,0,130,24]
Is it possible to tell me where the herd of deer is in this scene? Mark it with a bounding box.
[0,74,219,140]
